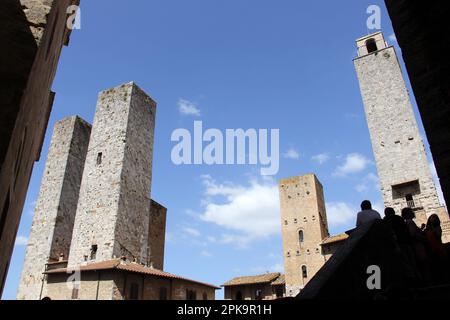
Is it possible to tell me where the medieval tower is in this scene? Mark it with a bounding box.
[68,82,156,268]
[279,174,329,297]
[17,117,91,300]
[353,32,446,226]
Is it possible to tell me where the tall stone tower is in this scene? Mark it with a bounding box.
[354,32,443,221]
[148,200,167,270]
[17,116,91,300]
[279,174,329,297]
[68,82,156,268]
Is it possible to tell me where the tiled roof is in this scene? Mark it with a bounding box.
[321,233,349,245]
[45,259,220,289]
[270,274,285,285]
[222,273,281,287]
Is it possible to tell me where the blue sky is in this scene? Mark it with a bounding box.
[2,0,445,300]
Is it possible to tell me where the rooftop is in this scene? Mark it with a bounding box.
[45,259,220,289]
[222,272,283,287]
[321,233,349,245]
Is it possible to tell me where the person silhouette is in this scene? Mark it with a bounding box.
[383,207,410,245]
[356,200,381,227]
[424,214,449,284]
[402,207,431,285]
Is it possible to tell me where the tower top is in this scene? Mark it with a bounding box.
[356,31,388,57]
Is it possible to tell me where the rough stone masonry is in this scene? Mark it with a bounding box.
[17,117,91,300]
[354,32,449,241]
[68,82,157,268]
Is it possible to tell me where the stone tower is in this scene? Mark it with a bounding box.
[17,116,91,300]
[68,82,156,268]
[354,32,443,220]
[279,174,329,297]
[148,200,167,270]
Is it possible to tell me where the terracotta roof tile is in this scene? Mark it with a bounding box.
[222,273,281,287]
[321,233,349,245]
[45,259,219,289]
[270,274,285,285]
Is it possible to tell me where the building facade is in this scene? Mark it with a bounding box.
[279,174,330,297]
[68,83,156,268]
[384,0,450,211]
[223,273,285,301]
[0,0,80,295]
[223,173,347,300]
[18,116,91,300]
[353,32,449,242]
[18,83,217,300]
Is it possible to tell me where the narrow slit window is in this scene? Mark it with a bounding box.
[97,152,103,165]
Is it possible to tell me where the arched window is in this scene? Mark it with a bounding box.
[366,38,378,53]
[159,287,168,300]
[302,266,308,279]
[235,291,243,300]
[299,230,304,243]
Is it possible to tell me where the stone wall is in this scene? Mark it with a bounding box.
[148,200,167,270]
[298,220,411,299]
[0,0,79,294]
[68,83,157,268]
[279,174,329,297]
[42,272,116,300]
[224,283,276,300]
[43,271,216,300]
[17,116,91,300]
[384,0,450,211]
[354,36,441,217]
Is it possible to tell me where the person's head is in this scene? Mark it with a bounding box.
[361,200,372,211]
[401,207,415,220]
[384,207,396,217]
[426,214,441,230]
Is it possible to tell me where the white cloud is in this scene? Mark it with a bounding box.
[355,184,368,193]
[334,153,372,177]
[283,148,300,160]
[15,236,28,247]
[311,153,330,165]
[183,227,201,237]
[355,172,380,193]
[325,202,357,229]
[200,250,213,257]
[251,262,284,274]
[178,98,201,116]
[429,161,446,206]
[199,175,280,247]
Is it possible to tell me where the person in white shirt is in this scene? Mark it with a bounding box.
[356,200,382,227]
